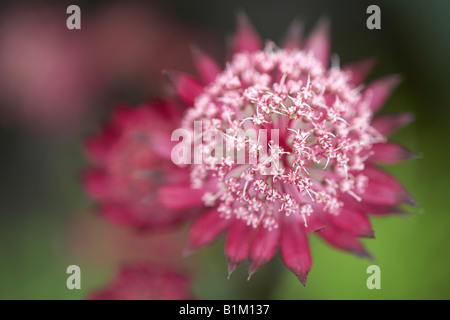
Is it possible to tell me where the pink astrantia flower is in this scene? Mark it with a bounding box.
[83,100,204,229]
[89,263,194,300]
[167,14,416,284]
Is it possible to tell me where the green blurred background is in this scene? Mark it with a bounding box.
[0,0,449,299]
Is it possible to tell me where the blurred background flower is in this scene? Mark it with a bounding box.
[0,1,218,135]
[0,0,449,300]
[0,4,100,134]
[82,100,202,229]
[88,263,195,300]
[88,2,220,101]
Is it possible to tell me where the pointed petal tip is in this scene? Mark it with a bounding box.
[305,17,331,66]
[282,18,304,49]
[227,261,238,278]
[297,272,308,286]
[233,10,262,53]
[248,265,256,279]
[401,111,415,124]
[315,16,331,30]
[371,112,415,136]
[190,44,221,83]
[385,144,420,163]
[347,246,374,261]
[343,57,376,85]
[402,192,418,208]
[370,143,419,164]
[247,261,260,280]
[396,186,419,208]
[310,16,331,42]
[190,44,202,58]
[182,246,194,257]
[359,57,376,70]
[380,74,403,91]
[394,208,410,216]
[387,73,403,85]
[409,150,422,160]
[190,45,212,65]
[365,74,403,112]
[360,249,374,261]
[288,18,303,32]
[362,229,375,239]
[235,9,252,27]
[290,17,303,26]
[164,71,204,105]
[406,150,421,161]
[164,70,198,87]
[236,9,246,20]
[162,69,177,84]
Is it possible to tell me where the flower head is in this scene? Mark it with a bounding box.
[169,14,416,284]
[89,263,194,300]
[83,100,204,229]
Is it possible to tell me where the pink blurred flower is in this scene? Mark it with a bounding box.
[0,5,100,134]
[89,263,194,300]
[166,14,416,284]
[0,3,218,135]
[89,2,220,97]
[83,100,203,229]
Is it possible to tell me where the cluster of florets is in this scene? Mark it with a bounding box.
[182,43,385,230]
